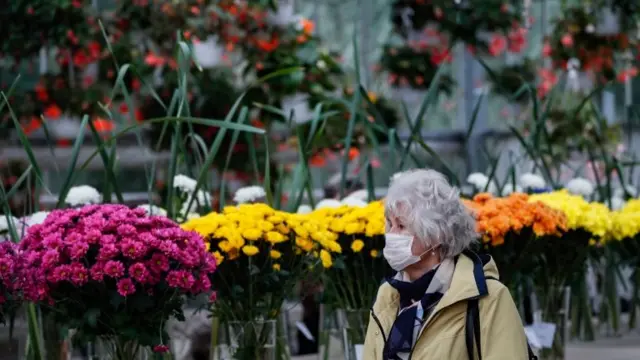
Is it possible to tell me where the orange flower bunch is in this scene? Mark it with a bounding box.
[463,193,567,246]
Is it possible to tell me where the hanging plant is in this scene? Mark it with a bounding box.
[544,6,635,82]
[527,99,621,163]
[379,44,454,93]
[391,0,524,54]
[488,58,537,102]
[0,0,95,61]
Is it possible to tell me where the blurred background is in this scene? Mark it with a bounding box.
[2,1,640,359]
[1,0,638,214]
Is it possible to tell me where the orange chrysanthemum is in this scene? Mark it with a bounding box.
[463,193,567,247]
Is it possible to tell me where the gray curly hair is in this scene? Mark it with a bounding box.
[385,169,477,259]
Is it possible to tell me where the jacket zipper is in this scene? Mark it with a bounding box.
[370,307,388,343]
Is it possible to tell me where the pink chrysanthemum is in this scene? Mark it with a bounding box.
[116,278,136,297]
[19,204,217,347]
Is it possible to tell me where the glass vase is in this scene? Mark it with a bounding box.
[536,287,570,360]
[0,317,28,360]
[92,338,150,360]
[215,319,277,360]
[335,309,369,360]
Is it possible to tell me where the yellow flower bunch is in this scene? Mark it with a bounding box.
[303,201,386,268]
[528,190,612,242]
[182,203,296,268]
[609,199,640,241]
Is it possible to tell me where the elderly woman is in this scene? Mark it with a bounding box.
[364,169,531,360]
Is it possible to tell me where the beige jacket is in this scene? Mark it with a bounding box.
[363,252,529,359]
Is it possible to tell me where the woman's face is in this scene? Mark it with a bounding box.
[385,213,428,256]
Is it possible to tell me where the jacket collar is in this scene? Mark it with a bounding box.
[428,250,494,316]
[372,251,499,328]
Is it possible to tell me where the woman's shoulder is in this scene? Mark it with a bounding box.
[480,277,517,308]
[371,281,399,311]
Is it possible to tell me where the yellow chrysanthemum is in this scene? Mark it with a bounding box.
[266,231,287,244]
[370,249,379,258]
[351,239,365,252]
[296,237,314,252]
[272,263,281,271]
[270,250,282,259]
[219,240,232,253]
[242,245,260,256]
[242,228,263,241]
[268,215,285,224]
[258,220,275,232]
[529,190,612,241]
[213,251,224,265]
[320,249,333,268]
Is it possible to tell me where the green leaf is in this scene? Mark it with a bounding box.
[56,115,90,208]
[85,308,101,328]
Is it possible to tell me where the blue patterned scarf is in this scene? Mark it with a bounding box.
[383,258,455,360]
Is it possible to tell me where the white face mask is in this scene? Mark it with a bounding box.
[383,233,435,272]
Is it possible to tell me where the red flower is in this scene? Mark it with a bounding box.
[508,27,527,53]
[561,34,573,47]
[73,50,90,67]
[153,345,169,353]
[35,84,48,102]
[488,34,507,56]
[44,105,62,119]
[144,53,165,66]
[256,36,279,52]
[542,42,552,57]
[87,41,101,60]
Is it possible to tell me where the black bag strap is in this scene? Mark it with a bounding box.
[465,298,483,360]
[465,277,538,360]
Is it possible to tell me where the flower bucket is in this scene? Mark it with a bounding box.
[596,8,620,35]
[335,309,369,360]
[215,319,277,360]
[268,0,296,26]
[281,93,312,124]
[193,36,224,69]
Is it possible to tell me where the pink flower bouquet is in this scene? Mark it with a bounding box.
[0,241,23,325]
[20,204,217,357]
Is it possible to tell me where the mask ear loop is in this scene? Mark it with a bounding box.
[417,244,439,259]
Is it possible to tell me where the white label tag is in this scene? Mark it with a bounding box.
[295,321,315,341]
[523,327,541,349]
[525,322,556,348]
[354,344,364,360]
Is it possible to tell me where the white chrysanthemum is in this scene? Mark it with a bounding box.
[345,189,369,201]
[185,213,201,221]
[297,205,313,214]
[181,190,212,214]
[610,197,625,211]
[519,173,546,189]
[614,185,638,199]
[137,204,167,217]
[65,185,102,206]
[501,183,523,196]
[467,173,488,188]
[0,215,19,233]
[173,174,198,193]
[233,186,266,204]
[26,211,50,226]
[566,178,595,197]
[315,199,342,209]
[466,173,497,193]
[341,197,367,207]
